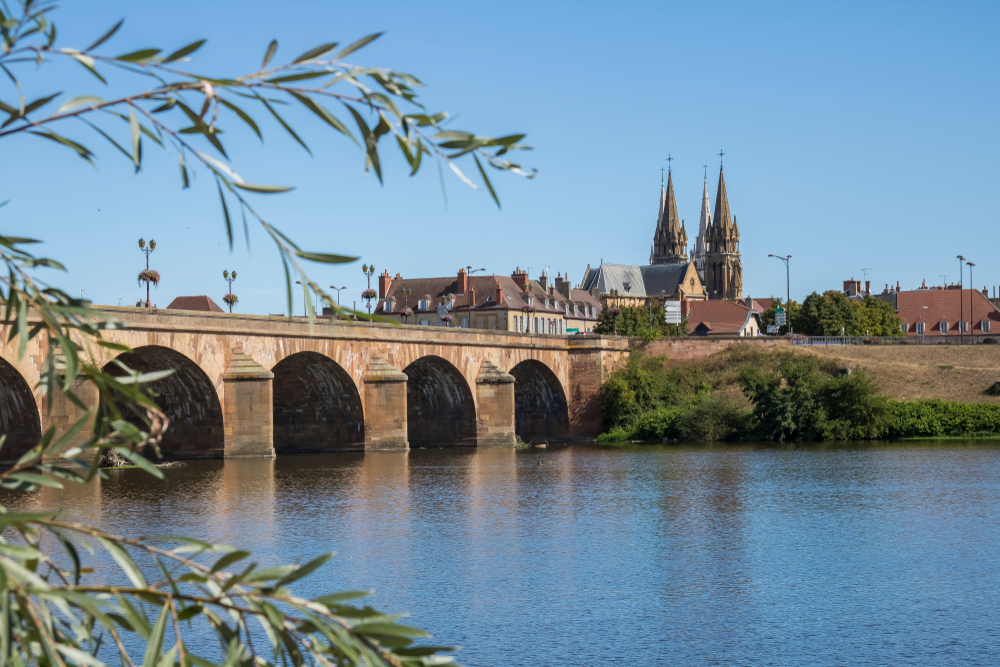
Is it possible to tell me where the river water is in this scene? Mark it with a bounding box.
[10,442,1000,666]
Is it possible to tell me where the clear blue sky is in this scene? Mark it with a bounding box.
[2,0,998,313]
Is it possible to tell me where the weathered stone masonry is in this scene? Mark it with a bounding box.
[0,307,629,462]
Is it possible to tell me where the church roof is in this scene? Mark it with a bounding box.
[659,171,682,234]
[581,262,693,298]
[713,166,733,231]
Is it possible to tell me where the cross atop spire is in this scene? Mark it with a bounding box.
[718,149,725,168]
[660,166,665,185]
[703,164,708,182]
[666,154,673,175]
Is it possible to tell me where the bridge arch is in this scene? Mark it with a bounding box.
[271,352,364,452]
[103,346,224,458]
[510,359,569,441]
[0,356,41,462]
[403,355,476,447]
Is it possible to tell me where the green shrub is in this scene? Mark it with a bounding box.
[888,400,1000,438]
[679,394,749,442]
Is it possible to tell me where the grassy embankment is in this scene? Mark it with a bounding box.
[599,344,1000,443]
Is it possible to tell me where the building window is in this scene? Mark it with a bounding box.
[418,299,429,311]
[461,317,468,328]
[984,320,992,333]
[553,300,559,309]
[574,305,579,317]
[486,295,494,302]
[419,319,429,326]
[901,322,908,333]
[940,321,949,334]
[527,297,533,306]
[384,299,394,312]
[916,322,925,335]
[960,321,969,334]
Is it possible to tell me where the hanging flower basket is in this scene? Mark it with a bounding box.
[401,307,413,318]
[362,288,378,300]
[441,313,453,322]
[223,294,238,306]
[137,269,161,287]
[609,306,621,316]
[521,305,535,314]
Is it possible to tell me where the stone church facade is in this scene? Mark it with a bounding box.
[583,163,744,306]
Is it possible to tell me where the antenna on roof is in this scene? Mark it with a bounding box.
[940,274,949,287]
[861,268,872,283]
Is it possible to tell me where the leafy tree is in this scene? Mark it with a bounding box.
[0,2,533,664]
[738,359,891,441]
[795,291,902,336]
[593,304,687,339]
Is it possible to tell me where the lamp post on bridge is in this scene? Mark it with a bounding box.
[137,238,159,308]
[466,266,485,329]
[222,269,238,313]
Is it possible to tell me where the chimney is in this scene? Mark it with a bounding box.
[495,280,504,304]
[378,270,392,299]
[896,280,900,293]
[843,280,852,294]
[469,287,476,310]
[457,268,468,295]
[555,273,571,300]
[984,287,989,297]
[539,270,548,292]
[865,280,871,295]
[511,266,528,290]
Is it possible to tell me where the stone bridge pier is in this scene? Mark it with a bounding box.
[0,308,629,463]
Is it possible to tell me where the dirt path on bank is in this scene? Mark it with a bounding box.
[798,345,1000,404]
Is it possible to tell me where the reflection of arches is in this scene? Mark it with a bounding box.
[0,356,40,462]
[403,356,476,447]
[510,360,569,440]
[103,346,224,458]
[271,352,364,452]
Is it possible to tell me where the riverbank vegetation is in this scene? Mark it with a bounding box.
[599,346,1000,443]
[593,305,687,339]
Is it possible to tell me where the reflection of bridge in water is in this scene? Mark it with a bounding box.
[0,308,628,462]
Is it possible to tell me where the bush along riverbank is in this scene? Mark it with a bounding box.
[598,346,1000,443]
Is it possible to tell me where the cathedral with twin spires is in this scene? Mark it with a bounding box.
[650,165,742,300]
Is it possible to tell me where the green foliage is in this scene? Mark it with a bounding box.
[678,394,749,442]
[0,2,532,664]
[593,305,687,339]
[795,291,903,336]
[887,400,1000,438]
[738,359,892,441]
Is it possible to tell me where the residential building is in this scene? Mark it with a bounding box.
[373,268,601,334]
[685,299,762,337]
[877,286,1000,338]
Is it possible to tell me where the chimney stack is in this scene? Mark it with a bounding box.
[555,273,571,300]
[511,267,528,290]
[378,270,392,299]
[896,280,900,292]
[457,268,468,295]
[865,280,871,295]
[539,270,548,292]
[495,280,504,304]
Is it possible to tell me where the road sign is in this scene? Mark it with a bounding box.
[767,324,777,334]
[775,309,787,326]
[664,300,682,324]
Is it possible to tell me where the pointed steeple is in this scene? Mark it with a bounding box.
[662,171,681,233]
[713,166,732,231]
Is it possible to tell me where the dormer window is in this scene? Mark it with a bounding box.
[527,297,533,306]
[916,322,925,335]
[544,299,549,309]
[385,299,395,312]
[418,299,429,311]
[574,305,579,317]
[486,295,494,302]
[940,321,949,334]
[553,300,559,309]
[984,320,992,333]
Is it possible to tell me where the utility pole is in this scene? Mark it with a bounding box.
[968,261,976,342]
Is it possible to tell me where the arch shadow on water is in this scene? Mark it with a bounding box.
[0,356,40,463]
[103,346,224,459]
[403,356,477,447]
[510,360,569,441]
[271,352,364,452]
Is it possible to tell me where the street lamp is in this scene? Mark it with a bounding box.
[957,255,965,344]
[222,269,238,313]
[295,280,317,317]
[361,264,376,314]
[137,237,158,308]
[968,261,976,341]
[329,286,347,309]
[768,254,792,334]
[466,266,485,329]
[400,287,412,324]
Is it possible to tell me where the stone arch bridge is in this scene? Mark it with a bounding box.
[0,308,628,461]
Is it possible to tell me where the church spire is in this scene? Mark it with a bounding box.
[713,165,732,231]
[662,170,681,234]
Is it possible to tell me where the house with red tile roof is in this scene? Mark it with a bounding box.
[685,299,762,337]
[876,287,1000,339]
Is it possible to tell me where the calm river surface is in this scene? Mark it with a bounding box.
[11,442,1000,666]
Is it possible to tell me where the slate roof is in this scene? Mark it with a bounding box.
[581,263,692,298]
[891,289,1000,334]
[166,296,224,312]
[687,299,757,335]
